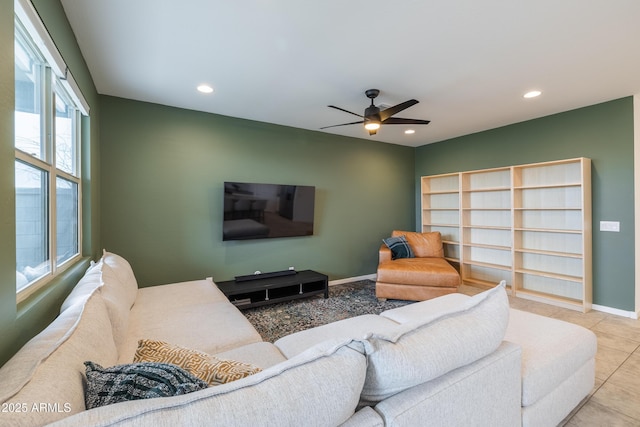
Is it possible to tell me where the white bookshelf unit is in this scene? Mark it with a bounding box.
[421,158,592,312]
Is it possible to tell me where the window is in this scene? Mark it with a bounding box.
[14,4,86,300]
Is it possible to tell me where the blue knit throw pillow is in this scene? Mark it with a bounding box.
[383,235,414,260]
[84,361,208,409]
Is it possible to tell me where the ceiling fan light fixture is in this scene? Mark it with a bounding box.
[404,129,416,134]
[364,122,380,131]
[322,89,429,137]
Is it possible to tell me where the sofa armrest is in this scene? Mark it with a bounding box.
[379,244,392,263]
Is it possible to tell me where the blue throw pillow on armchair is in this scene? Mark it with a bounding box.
[383,235,414,260]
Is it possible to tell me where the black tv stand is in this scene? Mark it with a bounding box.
[217,270,329,310]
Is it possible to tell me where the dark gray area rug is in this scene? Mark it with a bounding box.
[243,280,412,343]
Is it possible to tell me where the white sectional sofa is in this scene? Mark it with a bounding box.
[0,251,596,426]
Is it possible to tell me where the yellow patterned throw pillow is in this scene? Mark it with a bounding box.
[134,339,262,386]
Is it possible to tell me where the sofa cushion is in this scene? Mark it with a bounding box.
[339,406,384,427]
[376,257,460,287]
[360,283,509,403]
[59,260,104,311]
[504,308,597,407]
[60,255,136,351]
[133,339,262,386]
[99,262,135,350]
[0,292,119,426]
[101,250,138,309]
[372,341,522,427]
[275,314,400,359]
[392,230,444,258]
[214,342,287,369]
[84,361,208,409]
[382,235,414,259]
[50,339,368,427]
[117,280,262,363]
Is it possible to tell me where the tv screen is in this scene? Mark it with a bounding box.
[223,182,315,241]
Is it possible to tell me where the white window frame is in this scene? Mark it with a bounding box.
[15,0,88,303]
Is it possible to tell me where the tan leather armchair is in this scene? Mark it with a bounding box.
[376,230,461,301]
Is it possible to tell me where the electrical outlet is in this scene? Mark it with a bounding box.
[600,221,620,232]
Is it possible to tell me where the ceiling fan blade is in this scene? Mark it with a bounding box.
[328,105,363,118]
[320,120,365,130]
[379,99,419,121]
[381,117,431,125]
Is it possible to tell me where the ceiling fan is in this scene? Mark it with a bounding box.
[321,89,430,136]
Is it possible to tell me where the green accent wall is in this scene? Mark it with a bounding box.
[99,96,415,286]
[415,97,635,311]
[0,0,101,366]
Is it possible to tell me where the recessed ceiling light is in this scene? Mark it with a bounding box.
[197,84,214,94]
[404,129,416,134]
[523,90,542,99]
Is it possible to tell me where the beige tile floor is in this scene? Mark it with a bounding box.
[459,285,640,426]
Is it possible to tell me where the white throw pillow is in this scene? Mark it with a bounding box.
[101,250,138,309]
[360,283,509,403]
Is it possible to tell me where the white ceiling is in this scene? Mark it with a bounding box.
[60,0,640,147]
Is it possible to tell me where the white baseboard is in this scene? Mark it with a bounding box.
[592,304,639,320]
[329,274,376,286]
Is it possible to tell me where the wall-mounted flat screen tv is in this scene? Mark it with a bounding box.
[223,182,315,241]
